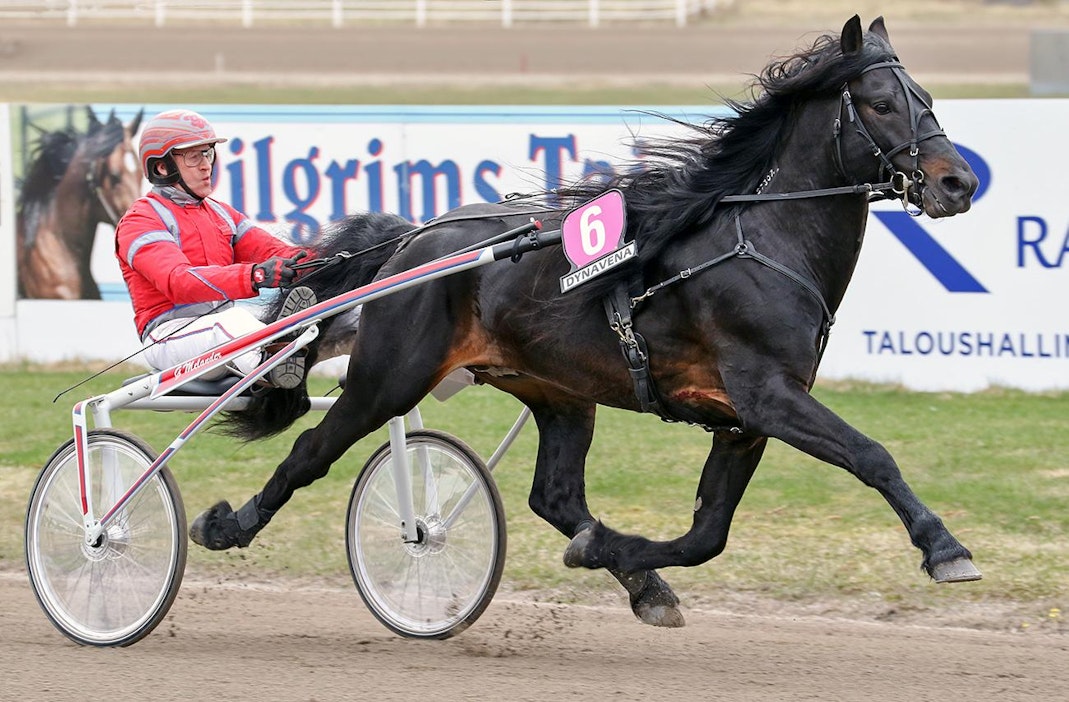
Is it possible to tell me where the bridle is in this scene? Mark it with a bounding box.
[85,150,130,226]
[83,128,139,227]
[833,60,947,217]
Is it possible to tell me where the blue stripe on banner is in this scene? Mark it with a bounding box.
[873,211,988,293]
[99,283,131,302]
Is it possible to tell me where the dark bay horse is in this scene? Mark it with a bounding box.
[17,107,143,299]
[197,16,981,626]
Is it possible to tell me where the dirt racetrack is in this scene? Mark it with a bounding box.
[3,571,1068,702]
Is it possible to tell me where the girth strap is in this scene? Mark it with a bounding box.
[603,282,673,420]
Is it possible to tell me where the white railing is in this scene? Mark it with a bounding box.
[0,0,723,27]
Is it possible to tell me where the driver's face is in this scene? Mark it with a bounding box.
[171,146,215,198]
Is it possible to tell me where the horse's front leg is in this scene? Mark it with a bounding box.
[524,401,684,627]
[734,375,980,583]
[564,431,767,594]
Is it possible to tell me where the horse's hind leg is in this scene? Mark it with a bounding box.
[192,312,455,550]
[191,387,404,550]
[524,400,684,627]
[564,430,767,579]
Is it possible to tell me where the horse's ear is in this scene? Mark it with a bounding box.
[869,16,890,43]
[86,106,102,133]
[841,15,863,55]
[129,108,144,135]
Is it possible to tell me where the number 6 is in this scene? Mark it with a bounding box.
[579,205,606,256]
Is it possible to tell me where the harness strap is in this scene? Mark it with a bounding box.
[730,216,835,333]
[603,283,671,420]
[720,182,892,204]
[625,213,835,397]
[731,217,835,377]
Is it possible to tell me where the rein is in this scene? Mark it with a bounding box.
[291,205,559,281]
[720,179,902,205]
[633,176,907,307]
[89,179,123,226]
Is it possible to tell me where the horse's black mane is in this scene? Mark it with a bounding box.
[265,212,413,322]
[17,127,80,249]
[19,128,79,210]
[549,28,896,304]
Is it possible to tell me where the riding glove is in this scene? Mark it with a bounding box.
[251,252,307,290]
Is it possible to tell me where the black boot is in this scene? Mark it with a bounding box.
[189,496,276,550]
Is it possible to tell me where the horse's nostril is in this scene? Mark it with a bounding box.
[941,175,967,198]
[940,168,980,200]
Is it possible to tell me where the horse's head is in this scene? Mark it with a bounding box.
[835,16,978,217]
[84,108,144,225]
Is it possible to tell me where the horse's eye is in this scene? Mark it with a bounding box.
[872,102,892,115]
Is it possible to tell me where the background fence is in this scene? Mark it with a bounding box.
[0,0,724,27]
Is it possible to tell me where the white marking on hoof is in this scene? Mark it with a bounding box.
[932,558,982,583]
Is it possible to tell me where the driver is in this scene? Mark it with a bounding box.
[115,109,316,389]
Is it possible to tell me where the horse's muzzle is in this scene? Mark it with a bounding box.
[920,160,979,218]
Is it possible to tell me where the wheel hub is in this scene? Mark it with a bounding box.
[403,516,447,557]
[81,519,131,561]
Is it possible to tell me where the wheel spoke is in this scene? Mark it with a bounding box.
[347,430,505,638]
[26,430,186,647]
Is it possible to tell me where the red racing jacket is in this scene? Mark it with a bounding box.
[115,187,306,338]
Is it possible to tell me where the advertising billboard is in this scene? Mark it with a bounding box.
[2,101,1066,392]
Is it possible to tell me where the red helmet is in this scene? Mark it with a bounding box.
[138,109,228,185]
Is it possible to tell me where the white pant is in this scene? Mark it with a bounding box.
[142,307,265,379]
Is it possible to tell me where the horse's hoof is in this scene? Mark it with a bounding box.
[563,527,595,568]
[624,570,685,628]
[190,500,252,551]
[931,557,982,583]
[635,603,686,628]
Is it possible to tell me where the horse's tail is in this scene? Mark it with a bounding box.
[217,211,415,442]
[217,385,315,442]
